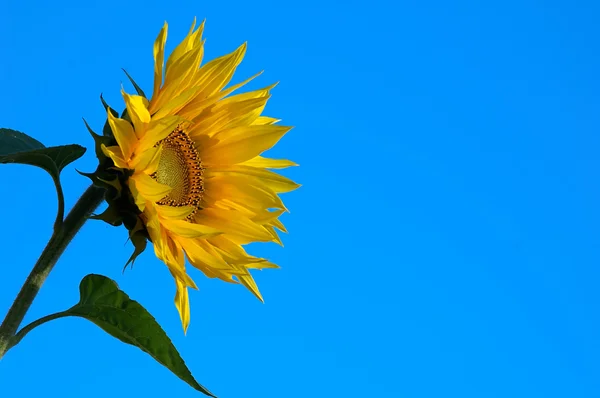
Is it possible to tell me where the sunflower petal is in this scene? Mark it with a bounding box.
[130,144,163,173]
[208,166,300,193]
[202,125,292,165]
[242,156,298,169]
[130,172,172,202]
[156,204,196,220]
[173,277,190,333]
[101,145,128,169]
[122,90,151,137]
[191,43,247,100]
[107,111,137,161]
[181,71,263,121]
[152,22,168,99]
[188,96,270,137]
[181,238,231,271]
[161,218,221,238]
[204,174,287,211]
[166,18,204,74]
[252,116,280,125]
[128,176,146,212]
[137,115,183,154]
[236,271,263,302]
[194,207,273,242]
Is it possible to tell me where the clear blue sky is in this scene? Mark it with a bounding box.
[2,0,600,397]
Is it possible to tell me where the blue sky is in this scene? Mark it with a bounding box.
[2,0,600,397]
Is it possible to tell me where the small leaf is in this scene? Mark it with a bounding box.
[65,274,215,397]
[0,128,86,176]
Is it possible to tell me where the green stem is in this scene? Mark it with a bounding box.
[0,184,104,359]
[51,174,66,233]
[5,312,69,352]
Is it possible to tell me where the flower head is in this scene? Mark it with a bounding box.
[90,19,297,332]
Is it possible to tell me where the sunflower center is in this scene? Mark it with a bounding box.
[152,126,204,213]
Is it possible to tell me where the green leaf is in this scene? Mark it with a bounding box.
[0,128,87,228]
[65,274,215,397]
[0,128,86,176]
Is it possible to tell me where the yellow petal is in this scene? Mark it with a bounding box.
[181,71,263,121]
[208,166,300,193]
[181,238,231,271]
[236,272,263,302]
[269,217,287,233]
[190,43,246,100]
[172,275,190,333]
[187,95,270,138]
[263,225,283,246]
[245,261,280,269]
[107,110,137,161]
[137,115,183,154]
[202,125,292,166]
[161,218,221,238]
[208,235,268,265]
[252,209,286,224]
[252,116,280,125]
[156,204,196,220]
[194,207,273,242]
[152,22,168,100]
[128,175,146,212]
[151,225,198,290]
[165,18,204,74]
[241,156,298,169]
[101,145,129,169]
[122,90,151,137]
[163,42,204,96]
[204,174,287,211]
[130,173,172,202]
[152,85,204,120]
[130,144,163,173]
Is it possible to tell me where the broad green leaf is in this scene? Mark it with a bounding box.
[0,128,87,226]
[65,274,215,397]
[0,128,86,177]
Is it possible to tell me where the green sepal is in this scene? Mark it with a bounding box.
[89,205,123,226]
[100,94,118,137]
[97,176,122,199]
[124,218,149,270]
[122,69,148,98]
[76,169,97,181]
[78,168,122,200]
[82,118,114,163]
[81,114,153,275]
[100,94,118,116]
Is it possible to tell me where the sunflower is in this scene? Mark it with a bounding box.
[97,19,298,332]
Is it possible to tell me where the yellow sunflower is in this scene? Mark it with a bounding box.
[98,19,298,332]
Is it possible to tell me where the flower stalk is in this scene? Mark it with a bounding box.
[0,184,105,359]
